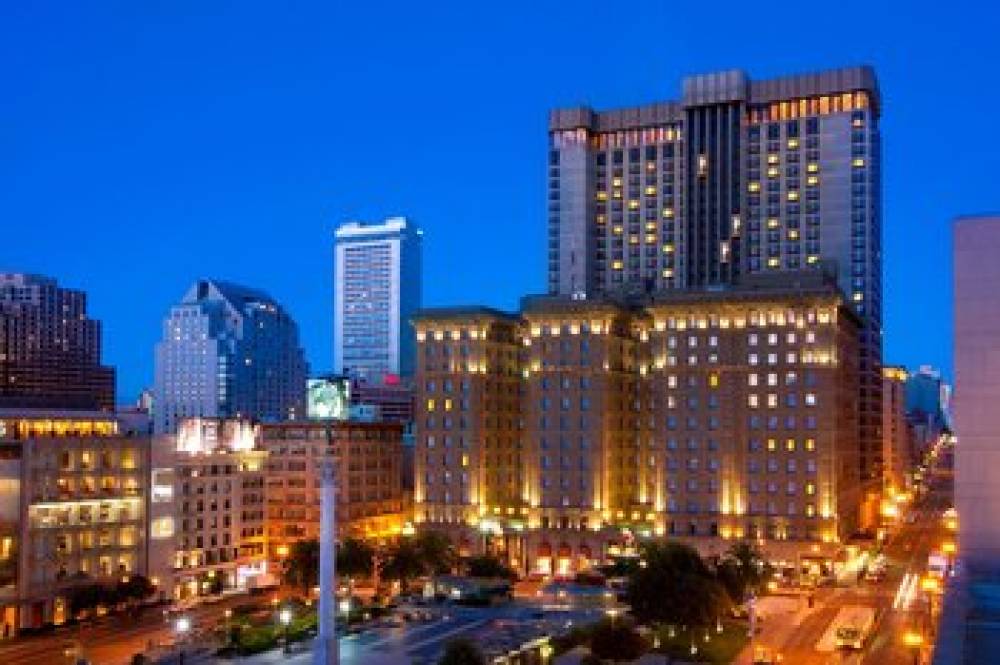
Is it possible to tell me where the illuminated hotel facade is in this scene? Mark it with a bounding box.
[0,410,152,635]
[260,420,406,563]
[547,66,883,524]
[413,272,860,574]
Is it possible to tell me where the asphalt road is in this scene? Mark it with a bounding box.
[736,456,953,665]
[0,594,248,665]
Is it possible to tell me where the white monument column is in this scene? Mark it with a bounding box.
[314,461,339,665]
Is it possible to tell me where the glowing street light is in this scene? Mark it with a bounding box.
[279,607,293,654]
[174,616,191,664]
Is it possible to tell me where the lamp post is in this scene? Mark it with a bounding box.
[280,607,293,654]
[903,630,924,665]
[174,616,191,665]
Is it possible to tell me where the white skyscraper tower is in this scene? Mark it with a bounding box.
[153,279,308,434]
[333,217,422,381]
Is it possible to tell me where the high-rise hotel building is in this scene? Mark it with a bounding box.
[334,217,423,382]
[414,272,860,574]
[547,66,883,511]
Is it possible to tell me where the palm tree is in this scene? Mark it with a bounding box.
[717,540,771,604]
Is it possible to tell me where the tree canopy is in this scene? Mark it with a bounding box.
[715,540,771,604]
[437,637,486,665]
[625,540,731,627]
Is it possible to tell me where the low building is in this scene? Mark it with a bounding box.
[413,272,861,575]
[260,420,405,564]
[170,419,268,599]
[0,410,152,635]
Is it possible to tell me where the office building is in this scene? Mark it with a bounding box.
[414,271,860,574]
[954,215,1000,575]
[153,279,308,434]
[548,66,883,520]
[333,217,422,382]
[349,376,415,424]
[0,273,115,410]
[0,410,153,635]
[881,366,911,493]
[170,418,268,599]
[260,420,405,563]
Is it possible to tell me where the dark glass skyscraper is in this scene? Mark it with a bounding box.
[548,66,883,499]
[0,273,115,410]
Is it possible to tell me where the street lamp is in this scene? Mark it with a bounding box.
[903,630,924,665]
[279,607,293,654]
[174,616,191,665]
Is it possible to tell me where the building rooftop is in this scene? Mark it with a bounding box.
[550,65,880,131]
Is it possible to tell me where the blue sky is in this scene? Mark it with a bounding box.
[1,1,991,400]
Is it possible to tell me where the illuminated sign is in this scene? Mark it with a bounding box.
[307,378,350,420]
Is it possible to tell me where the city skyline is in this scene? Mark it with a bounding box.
[2,2,989,399]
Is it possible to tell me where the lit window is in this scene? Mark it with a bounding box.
[748,182,761,193]
[787,190,800,201]
[805,438,816,451]
[748,394,759,408]
[787,138,799,149]
[805,393,817,406]
[807,163,819,173]
[767,154,779,165]
[612,260,623,270]
[852,158,865,168]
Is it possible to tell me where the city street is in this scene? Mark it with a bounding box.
[0,595,247,665]
[736,457,953,665]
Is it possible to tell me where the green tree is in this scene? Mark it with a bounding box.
[589,618,647,661]
[413,530,456,575]
[625,540,730,627]
[116,574,156,606]
[67,582,111,617]
[336,538,375,580]
[382,539,426,589]
[716,540,771,604]
[283,539,320,594]
[464,555,514,579]
[437,637,486,665]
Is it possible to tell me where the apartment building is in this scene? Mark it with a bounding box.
[171,419,268,599]
[0,273,115,410]
[0,410,151,634]
[413,272,860,574]
[261,420,405,563]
